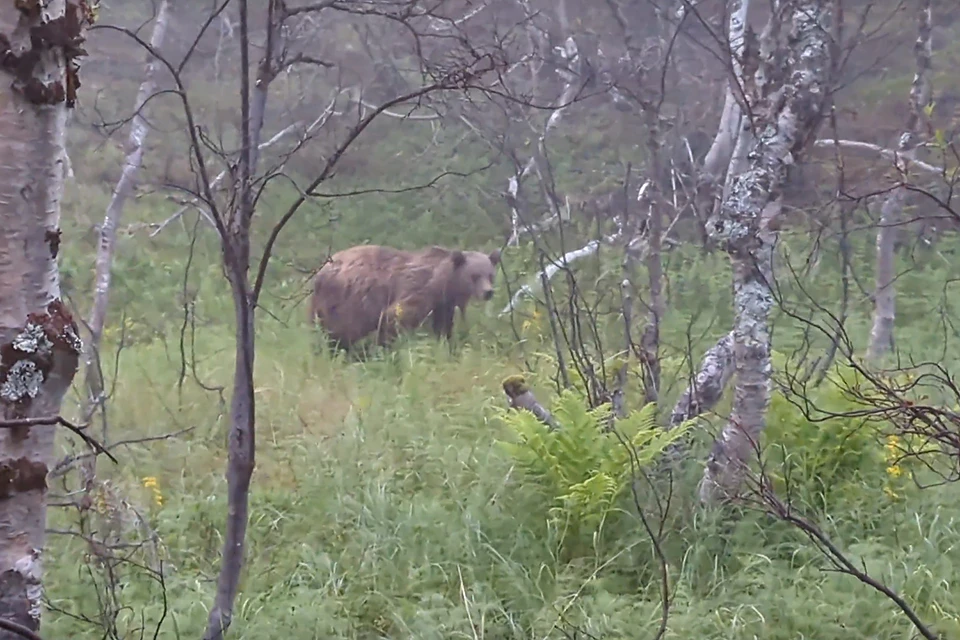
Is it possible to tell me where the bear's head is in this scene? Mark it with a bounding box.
[450,248,501,302]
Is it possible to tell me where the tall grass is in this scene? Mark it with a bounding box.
[42,272,960,638]
[42,32,960,635]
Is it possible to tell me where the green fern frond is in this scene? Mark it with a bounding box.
[496,390,690,556]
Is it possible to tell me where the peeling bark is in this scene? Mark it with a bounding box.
[83,0,174,437]
[698,0,835,505]
[866,1,933,364]
[0,2,94,636]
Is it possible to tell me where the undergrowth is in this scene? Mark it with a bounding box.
[46,140,960,640]
[41,6,960,633]
[41,304,960,638]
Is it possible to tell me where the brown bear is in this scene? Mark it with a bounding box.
[308,244,501,350]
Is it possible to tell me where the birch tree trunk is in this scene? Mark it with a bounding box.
[0,2,94,636]
[698,0,835,505]
[669,331,736,428]
[83,0,174,436]
[660,0,750,454]
[865,1,933,364]
[505,35,583,246]
[641,119,665,406]
[700,0,750,184]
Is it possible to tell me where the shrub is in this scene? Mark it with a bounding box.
[496,389,691,558]
[763,363,921,513]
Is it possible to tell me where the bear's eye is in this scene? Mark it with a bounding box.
[472,274,481,283]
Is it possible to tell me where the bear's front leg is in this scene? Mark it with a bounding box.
[377,304,399,347]
[430,303,456,343]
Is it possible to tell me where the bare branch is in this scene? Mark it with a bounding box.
[813,139,942,176]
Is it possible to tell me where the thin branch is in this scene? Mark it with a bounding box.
[0,416,117,464]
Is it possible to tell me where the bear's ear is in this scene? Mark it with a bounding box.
[488,248,501,266]
[451,250,466,269]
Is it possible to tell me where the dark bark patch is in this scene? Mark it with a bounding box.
[39,300,82,355]
[0,568,41,635]
[23,300,81,356]
[0,300,82,416]
[15,0,42,18]
[44,229,61,259]
[0,458,48,499]
[0,35,63,106]
[22,77,66,105]
[0,0,98,106]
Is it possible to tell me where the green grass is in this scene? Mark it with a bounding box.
[43,174,960,640]
[41,314,960,639]
[39,10,960,632]
[41,216,960,637]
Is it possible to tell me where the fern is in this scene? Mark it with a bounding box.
[497,389,691,554]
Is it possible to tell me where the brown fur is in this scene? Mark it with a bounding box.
[309,244,501,349]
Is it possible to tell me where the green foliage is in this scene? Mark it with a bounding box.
[763,361,923,513]
[44,6,960,634]
[496,392,691,555]
[40,324,960,639]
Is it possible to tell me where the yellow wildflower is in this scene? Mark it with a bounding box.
[885,464,902,478]
[142,476,163,507]
[521,308,542,334]
[93,485,109,515]
[884,434,900,456]
[883,486,900,500]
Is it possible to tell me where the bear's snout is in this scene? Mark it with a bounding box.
[483,289,494,301]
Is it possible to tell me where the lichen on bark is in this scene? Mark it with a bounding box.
[0,1,95,636]
[698,0,836,505]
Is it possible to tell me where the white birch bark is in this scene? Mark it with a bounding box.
[499,238,605,316]
[660,331,737,465]
[506,36,582,246]
[698,0,835,505]
[669,331,736,428]
[865,1,933,364]
[624,0,753,429]
[0,2,93,636]
[812,139,940,176]
[701,0,751,183]
[83,0,174,432]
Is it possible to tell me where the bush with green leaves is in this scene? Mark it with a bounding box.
[496,389,691,558]
[763,362,922,513]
